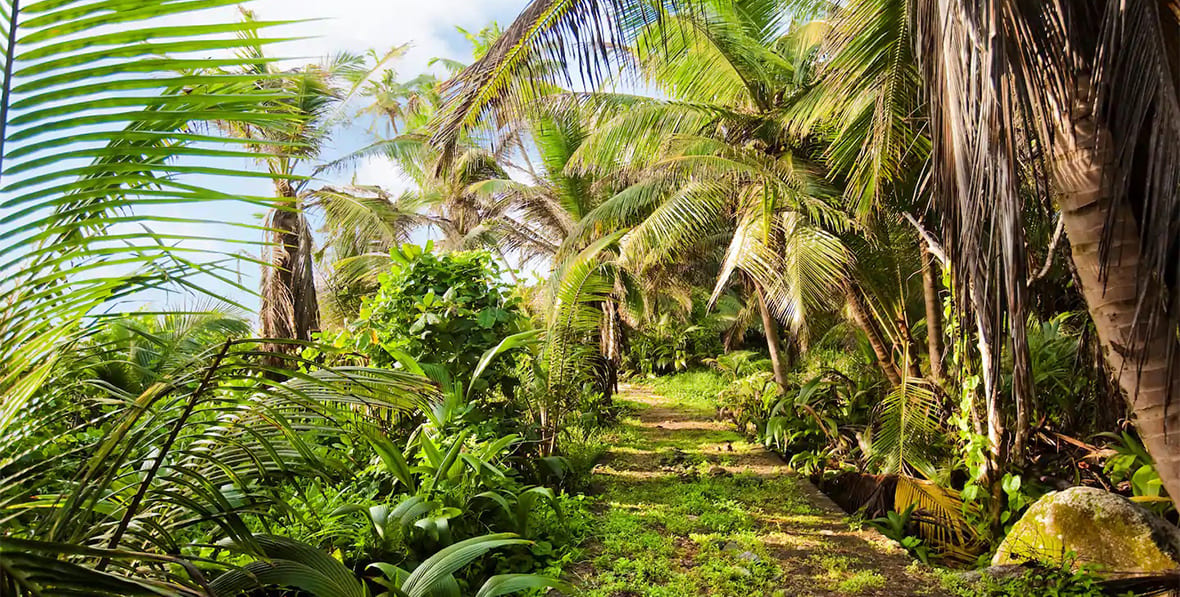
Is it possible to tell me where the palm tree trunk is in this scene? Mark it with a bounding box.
[921,240,945,382]
[897,318,925,380]
[260,185,320,371]
[599,300,621,399]
[1054,98,1180,500]
[974,306,1006,479]
[845,282,903,386]
[755,285,789,394]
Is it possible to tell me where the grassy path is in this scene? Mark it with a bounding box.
[571,383,947,597]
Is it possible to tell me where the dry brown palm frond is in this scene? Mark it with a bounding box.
[893,476,986,564]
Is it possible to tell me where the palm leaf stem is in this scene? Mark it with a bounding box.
[97,339,233,568]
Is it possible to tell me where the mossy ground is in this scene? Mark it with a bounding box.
[570,383,947,596]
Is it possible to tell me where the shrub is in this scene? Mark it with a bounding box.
[314,244,525,394]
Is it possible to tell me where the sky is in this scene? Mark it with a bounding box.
[242,0,528,194]
[145,0,533,313]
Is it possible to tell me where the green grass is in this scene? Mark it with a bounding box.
[838,570,887,594]
[806,554,892,595]
[579,392,818,597]
[575,387,945,596]
[647,369,728,414]
[582,473,806,597]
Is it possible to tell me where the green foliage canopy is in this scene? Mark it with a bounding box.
[319,244,524,388]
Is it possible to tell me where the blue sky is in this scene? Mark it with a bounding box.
[147,0,533,314]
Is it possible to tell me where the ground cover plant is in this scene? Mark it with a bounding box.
[5,0,1180,594]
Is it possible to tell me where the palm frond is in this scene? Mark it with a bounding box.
[893,477,984,563]
[545,231,625,396]
[431,0,692,162]
[870,376,942,478]
[0,0,311,445]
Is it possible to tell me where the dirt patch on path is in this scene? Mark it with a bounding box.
[571,383,948,597]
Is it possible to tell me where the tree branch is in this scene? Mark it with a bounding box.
[1028,213,1065,285]
[901,212,948,266]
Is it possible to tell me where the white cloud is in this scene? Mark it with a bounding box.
[353,154,412,194]
[241,0,527,75]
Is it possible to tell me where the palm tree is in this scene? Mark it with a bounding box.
[445,0,1180,501]
[0,2,437,592]
[909,0,1180,498]
[533,1,854,393]
[311,183,432,324]
[207,15,370,366]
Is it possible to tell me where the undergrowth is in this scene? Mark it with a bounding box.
[575,392,945,596]
[647,369,727,413]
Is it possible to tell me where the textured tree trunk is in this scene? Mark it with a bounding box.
[599,300,621,400]
[974,305,1006,480]
[1054,100,1180,501]
[921,241,945,382]
[998,174,1036,466]
[260,184,320,372]
[897,318,925,379]
[845,282,903,386]
[755,285,789,394]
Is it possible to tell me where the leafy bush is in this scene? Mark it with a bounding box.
[763,375,874,476]
[1098,430,1173,515]
[314,244,524,394]
[625,313,724,376]
[211,532,571,597]
[716,371,779,436]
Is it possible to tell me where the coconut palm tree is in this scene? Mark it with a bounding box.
[0,2,439,592]
[206,13,372,366]
[908,0,1180,498]
[809,0,1180,497]
[437,0,1180,502]
[533,1,855,392]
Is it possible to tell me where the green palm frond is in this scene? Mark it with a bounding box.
[545,231,625,395]
[2,334,436,588]
[0,538,201,596]
[620,178,732,266]
[719,210,850,339]
[431,0,690,162]
[565,98,740,178]
[788,0,927,218]
[311,184,429,261]
[0,0,310,443]
[0,2,447,592]
[632,1,805,111]
[210,534,368,597]
[870,377,942,478]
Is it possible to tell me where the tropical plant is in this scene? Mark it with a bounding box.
[315,244,525,392]
[366,533,571,597]
[203,11,352,358]
[208,17,414,360]
[1098,430,1171,509]
[907,0,1180,499]
[867,504,931,564]
[209,532,569,597]
[708,350,774,381]
[445,0,1180,516]
[626,313,720,376]
[2,316,437,593]
[870,378,946,479]
[716,371,780,435]
[0,0,416,592]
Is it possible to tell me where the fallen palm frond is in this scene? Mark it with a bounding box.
[893,476,986,564]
